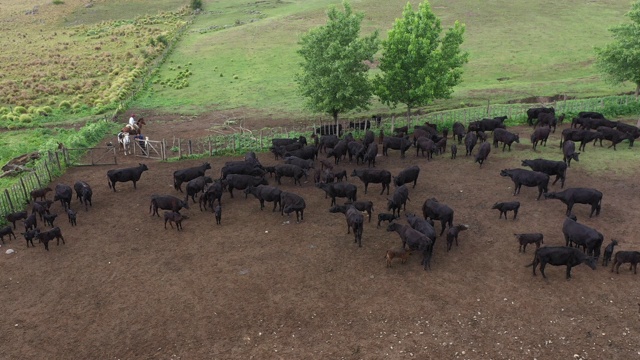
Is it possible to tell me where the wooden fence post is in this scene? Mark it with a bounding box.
[54,152,61,171]
[178,138,182,159]
[391,116,395,133]
[19,178,29,202]
[188,140,192,155]
[208,136,212,156]
[259,130,263,149]
[4,189,14,213]
[43,160,52,182]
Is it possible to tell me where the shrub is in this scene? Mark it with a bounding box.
[19,114,32,123]
[53,0,64,4]
[12,106,27,114]
[190,0,203,10]
[59,100,71,109]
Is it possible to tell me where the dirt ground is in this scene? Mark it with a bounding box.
[1,115,639,359]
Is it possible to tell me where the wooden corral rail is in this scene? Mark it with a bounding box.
[61,147,117,166]
[0,156,54,218]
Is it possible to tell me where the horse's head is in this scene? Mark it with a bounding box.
[137,118,146,125]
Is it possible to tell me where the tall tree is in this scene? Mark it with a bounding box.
[295,2,379,125]
[595,0,640,96]
[373,1,468,120]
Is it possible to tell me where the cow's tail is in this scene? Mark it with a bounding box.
[525,249,539,267]
[107,175,112,189]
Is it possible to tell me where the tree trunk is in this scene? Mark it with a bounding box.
[635,83,639,99]
[332,110,339,136]
[406,106,411,128]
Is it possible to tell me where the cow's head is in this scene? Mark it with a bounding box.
[499,169,511,177]
[583,256,598,270]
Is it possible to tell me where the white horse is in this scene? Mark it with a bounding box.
[117,132,131,155]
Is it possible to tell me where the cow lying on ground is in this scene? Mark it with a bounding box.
[526,246,597,279]
[107,163,149,192]
[446,224,469,252]
[521,159,567,189]
[544,188,602,217]
[611,251,640,274]
[602,239,619,267]
[491,201,520,220]
[150,195,189,217]
[500,169,549,200]
[514,233,544,253]
[36,226,65,251]
[329,205,364,247]
[163,211,184,230]
[377,213,399,228]
[386,248,411,268]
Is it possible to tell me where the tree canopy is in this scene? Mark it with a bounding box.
[295,2,379,122]
[595,0,640,96]
[373,1,468,117]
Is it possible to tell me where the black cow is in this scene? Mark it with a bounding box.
[214,205,222,225]
[530,126,551,150]
[23,213,37,231]
[596,126,635,150]
[464,132,477,156]
[363,142,378,168]
[386,185,410,217]
[377,213,399,228]
[280,191,306,222]
[422,198,454,236]
[53,183,72,211]
[67,208,77,226]
[578,111,605,120]
[30,187,53,202]
[163,211,184,230]
[527,246,597,279]
[406,213,437,244]
[173,162,211,192]
[22,228,40,247]
[363,130,375,148]
[393,166,420,188]
[521,159,567,189]
[32,202,49,222]
[150,195,190,217]
[561,129,602,151]
[36,226,65,251]
[615,122,640,146]
[493,128,520,151]
[562,216,604,260]
[344,200,374,223]
[611,251,640,274]
[580,117,617,130]
[200,180,225,211]
[446,224,469,252]
[382,136,411,158]
[285,145,317,161]
[275,164,306,186]
[602,239,619,267]
[500,169,549,200]
[453,122,466,144]
[451,144,457,159]
[526,107,555,126]
[0,226,16,243]
[43,213,58,228]
[346,141,365,164]
[271,138,299,148]
[329,205,364,247]
[73,181,93,211]
[220,162,264,180]
[244,185,282,211]
[184,176,214,203]
[478,117,506,132]
[326,140,348,165]
[544,188,602,217]
[416,136,436,159]
[491,201,520,220]
[349,119,371,131]
[284,156,314,170]
[514,233,544,253]
[225,175,268,198]
[315,182,357,206]
[562,140,580,167]
[318,135,339,153]
[534,112,563,133]
[387,222,433,270]
[107,163,149,192]
[5,210,28,229]
[475,142,491,167]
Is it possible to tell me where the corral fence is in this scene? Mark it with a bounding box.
[165,94,640,158]
[61,147,117,166]
[132,138,166,160]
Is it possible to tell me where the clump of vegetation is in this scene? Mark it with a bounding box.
[191,0,203,11]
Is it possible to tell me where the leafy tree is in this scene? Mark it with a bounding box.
[595,0,640,96]
[374,1,468,120]
[295,2,379,124]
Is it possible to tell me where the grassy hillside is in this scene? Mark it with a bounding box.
[135,0,633,118]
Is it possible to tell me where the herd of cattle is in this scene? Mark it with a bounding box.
[2,107,640,280]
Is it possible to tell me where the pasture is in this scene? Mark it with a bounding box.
[1,120,639,358]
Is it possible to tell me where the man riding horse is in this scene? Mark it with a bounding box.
[121,114,146,136]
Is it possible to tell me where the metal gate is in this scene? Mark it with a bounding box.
[62,147,118,166]
[132,137,166,160]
